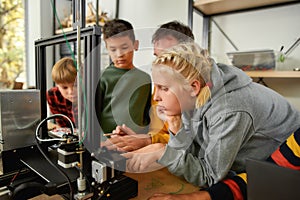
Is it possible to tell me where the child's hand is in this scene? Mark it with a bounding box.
[47,121,60,130]
[101,124,151,152]
[101,134,151,152]
[121,143,165,172]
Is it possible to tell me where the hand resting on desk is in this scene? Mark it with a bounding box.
[122,143,165,173]
[101,124,152,152]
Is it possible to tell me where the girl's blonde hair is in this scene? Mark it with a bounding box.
[52,57,77,84]
[153,42,212,108]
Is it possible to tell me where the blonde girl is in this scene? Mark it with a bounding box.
[123,42,300,189]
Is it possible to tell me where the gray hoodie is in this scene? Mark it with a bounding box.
[157,62,300,187]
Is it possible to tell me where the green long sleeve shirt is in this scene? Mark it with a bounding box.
[96,64,151,134]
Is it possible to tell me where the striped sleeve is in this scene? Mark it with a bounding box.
[268,128,300,170]
[205,173,247,200]
[205,127,300,200]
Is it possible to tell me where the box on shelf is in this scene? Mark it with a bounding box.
[227,49,275,71]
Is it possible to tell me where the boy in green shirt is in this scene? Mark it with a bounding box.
[96,19,151,134]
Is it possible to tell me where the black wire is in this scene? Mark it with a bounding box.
[35,142,74,199]
[35,115,75,199]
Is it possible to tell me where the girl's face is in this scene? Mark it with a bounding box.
[57,82,77,102]
[152,66,196,118]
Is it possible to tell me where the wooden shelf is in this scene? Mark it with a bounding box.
[193,0,298,15]
[245,71,300,78]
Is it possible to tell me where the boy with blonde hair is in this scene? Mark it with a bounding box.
[47,57,78,128]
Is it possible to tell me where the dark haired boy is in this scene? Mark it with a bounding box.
[96,19,151,134]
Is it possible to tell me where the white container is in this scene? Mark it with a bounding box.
[227,49,275,71]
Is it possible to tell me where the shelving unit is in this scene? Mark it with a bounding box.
[193,0,299,16]
[189,0,300,80]
[245,70,300,78]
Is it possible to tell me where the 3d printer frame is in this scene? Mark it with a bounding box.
[0,25,138,199]
[35,24,137,200]
[35,25,102,151]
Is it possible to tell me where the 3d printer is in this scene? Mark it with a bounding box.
[0,6,138,200]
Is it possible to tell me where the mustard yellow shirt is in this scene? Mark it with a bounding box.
[148,87,170,144]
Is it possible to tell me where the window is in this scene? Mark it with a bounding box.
[0,0,25,89]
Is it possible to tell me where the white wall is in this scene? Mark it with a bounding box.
[25,0,53,88]
[118,0,189,74]
[118,0,189,28]
[193,11,204,46]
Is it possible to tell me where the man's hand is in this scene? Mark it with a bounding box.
[101,124,152,152]
[147,191,211,200]
[111,124,136,135]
